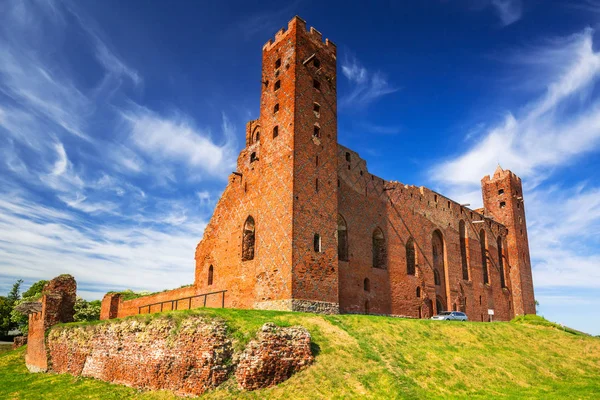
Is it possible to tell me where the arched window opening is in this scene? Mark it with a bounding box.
[372,228,386,269]
[313,125,321,138]
[459,220,469,280]
[337,214,348,261]
[406,237,416,275]
[275,58,281,69]
[313,79,321,90]
[432,229,445,284]
[274,103,279,114]
[313,233,321,253]
[274,80,281,91]
[250,152,257,163]
[207,265,214,286]
[313,58,321,68]
[498,236,506,288]
[436,298,444,314]
[416,287,421,298]
[364,278,370,292]
[313,102,320,116]
[242,216,255,261]
[273,125,279,138]
[480,229,489,284]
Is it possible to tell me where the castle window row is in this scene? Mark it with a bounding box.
[337,215,507,287]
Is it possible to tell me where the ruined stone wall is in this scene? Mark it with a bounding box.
[25,311,46,372]
[26,275,77,372]
[46,317,313,396]
[338,146,514,322]
[100,285,210,319]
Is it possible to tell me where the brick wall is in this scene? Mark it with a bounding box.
[337,147,514,321]
[46,317,313,395]
[97,16,533,322]
[26,275,76,372]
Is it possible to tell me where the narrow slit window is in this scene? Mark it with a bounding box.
[275,58,281,69]
[346,152,351,162]
[498,189,505,195]
[314,58,321,68]
[250,152,257,163]
[274,80,281,91]
[313,233,321,252]
[274,103,279,113]
[313,125,321,138]
[313,103,320,114]
[313,79,320,90]
[207,265,214,286]
[273,125,279,138]
[364,278,370,292]
[242,216,255,261]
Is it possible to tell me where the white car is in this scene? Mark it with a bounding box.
[430,311,468,321]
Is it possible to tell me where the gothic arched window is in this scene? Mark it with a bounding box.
[459,220,469,280]
[338,215,348,261]
[406,237,416,275]
[498,236,506,288]
[480,229,489,284]
[242,216,255,261]
[372,228,386,269]
[207,265,214,286]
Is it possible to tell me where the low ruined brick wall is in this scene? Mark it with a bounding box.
[236,323,313,390]
[45,316,313,396]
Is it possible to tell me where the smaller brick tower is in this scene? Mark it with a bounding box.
[482,166,535,315]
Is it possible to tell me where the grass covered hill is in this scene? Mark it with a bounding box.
[1,309,599,399]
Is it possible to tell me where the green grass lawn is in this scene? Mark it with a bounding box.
[1,309,599,399]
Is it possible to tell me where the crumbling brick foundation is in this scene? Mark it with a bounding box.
[236,323,313,390]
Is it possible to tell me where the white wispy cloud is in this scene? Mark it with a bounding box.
[431,28,600,186]
[0,195,204,297]
[0,0,235,299]
[340,56,398,107]
[124,108,237,180]
[491,0,523,26]
[526,185,600,289]
[429,27,600,296]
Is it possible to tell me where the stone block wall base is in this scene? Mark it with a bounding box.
[26,363,47,373]
[255,299,339,314]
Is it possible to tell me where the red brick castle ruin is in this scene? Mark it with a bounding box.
[101,16,535,322]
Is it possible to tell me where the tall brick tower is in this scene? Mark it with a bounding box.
[255,16,339,312]
[482,166,536,315]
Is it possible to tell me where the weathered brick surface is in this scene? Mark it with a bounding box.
[47,316,233,396]
[235,323,313,390]
[100,16,534,323]
[26,275,77,372]
[46,317,313,395]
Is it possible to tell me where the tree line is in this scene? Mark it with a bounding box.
[0,279,101,337]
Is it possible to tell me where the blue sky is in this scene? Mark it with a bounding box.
[1,0,599,335]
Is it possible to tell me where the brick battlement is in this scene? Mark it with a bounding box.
[263,16,336,54]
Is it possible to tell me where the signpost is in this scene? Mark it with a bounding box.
[488,309,494,322]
